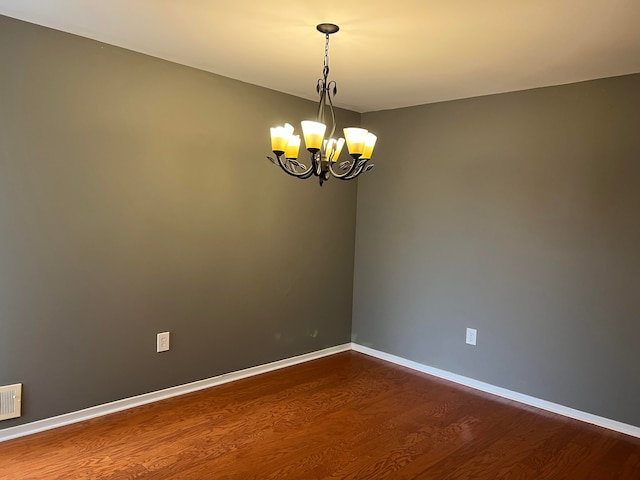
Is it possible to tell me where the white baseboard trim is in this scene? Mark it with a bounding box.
[0,343,351,443]
[351,343,640,439]
[4,342,639,443]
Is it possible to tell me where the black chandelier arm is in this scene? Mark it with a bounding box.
[327,156,362,179]
[316,79,327,125]
[343,162,374,180]
[267,150,328,180]
[328,158,375,181]
[281,153,316,179]
[267,154,315,179]
[312,151,324,177]
[315,80,337,137]
[324,80,337,139]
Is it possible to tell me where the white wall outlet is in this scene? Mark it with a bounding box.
[0,383,22,421]
[466,328,477,346]
[157,332,170,352]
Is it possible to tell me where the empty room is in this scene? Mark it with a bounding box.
[1,1,639,478]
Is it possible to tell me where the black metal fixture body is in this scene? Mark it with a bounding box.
[267,24,375,186]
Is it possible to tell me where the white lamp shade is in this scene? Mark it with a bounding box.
[343,127,368,156]
[360,133,377,160]
[283,123,294,137]
[324,137,345,162]
[270,124,294,153]
[301,120,326,151]
[284,135,301,159]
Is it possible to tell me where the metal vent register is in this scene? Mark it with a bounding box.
[0,384,22,421]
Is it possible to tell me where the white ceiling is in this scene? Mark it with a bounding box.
[1,0,639,112]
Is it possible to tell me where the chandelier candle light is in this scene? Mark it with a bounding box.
[267,23,377,186]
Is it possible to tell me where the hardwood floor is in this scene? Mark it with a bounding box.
[1,351,639,479]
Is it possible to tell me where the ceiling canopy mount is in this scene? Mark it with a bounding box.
[316,23,339,35]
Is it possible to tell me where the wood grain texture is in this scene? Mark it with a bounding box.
[1,352,639,479]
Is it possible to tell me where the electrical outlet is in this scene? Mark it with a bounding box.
[157,332,170,352]
[466,328,477,346]
[0,383,22,421]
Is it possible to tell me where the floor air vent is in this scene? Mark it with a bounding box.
[0,384,22,421]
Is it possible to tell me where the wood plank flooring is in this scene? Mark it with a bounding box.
[1,351,639,479]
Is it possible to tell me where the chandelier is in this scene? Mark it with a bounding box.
[267,23,377,187]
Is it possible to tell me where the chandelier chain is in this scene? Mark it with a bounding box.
[323,33,330,77]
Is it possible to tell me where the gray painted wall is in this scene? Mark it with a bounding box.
[0,15,358,428]
[3,13,639,433]
[354,74,640,427]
